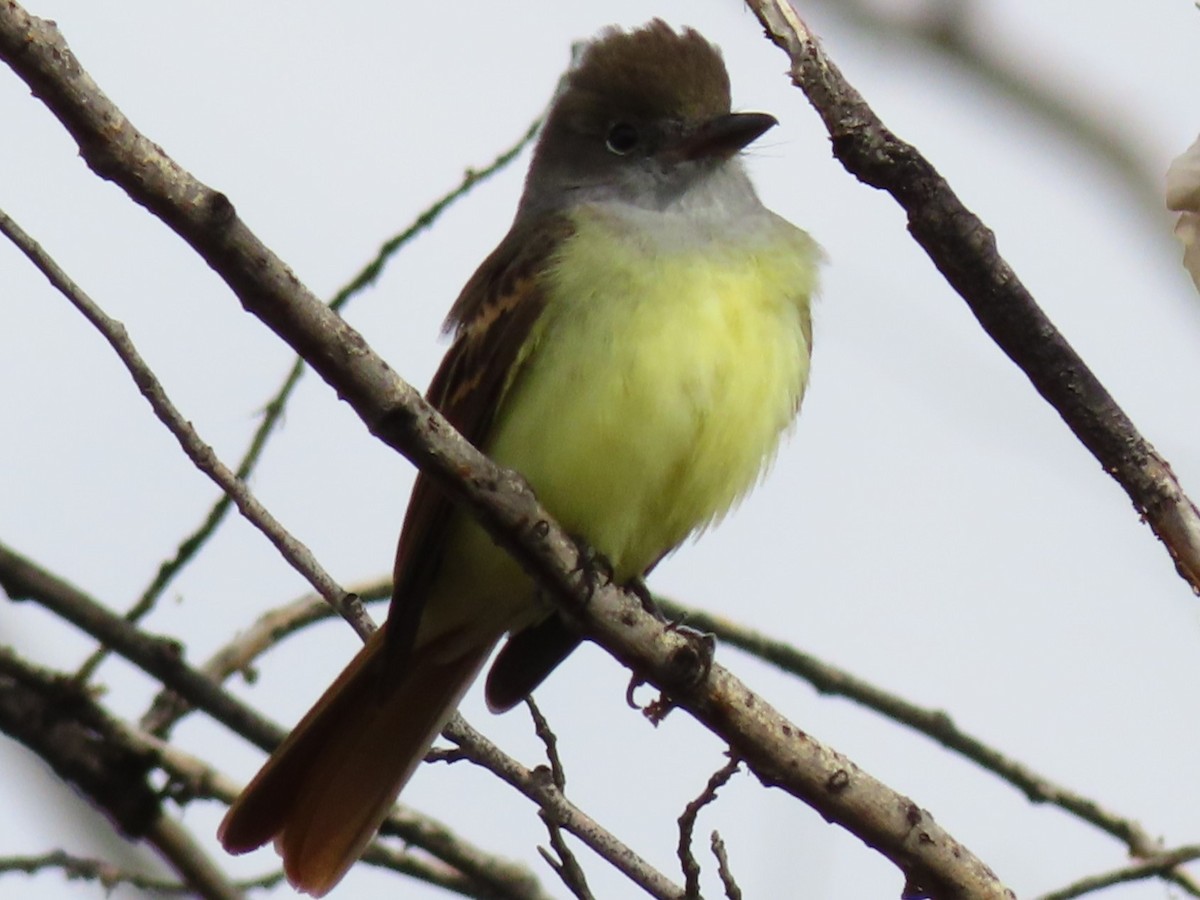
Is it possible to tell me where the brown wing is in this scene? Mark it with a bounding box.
[384,214,575,670]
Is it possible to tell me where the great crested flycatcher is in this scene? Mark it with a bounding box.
[219,20,819,895]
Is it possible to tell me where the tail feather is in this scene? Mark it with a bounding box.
[219,626,493,896]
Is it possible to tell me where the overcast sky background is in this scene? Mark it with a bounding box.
[2,1,1199,898]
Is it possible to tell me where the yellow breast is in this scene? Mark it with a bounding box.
[485,205,818,581]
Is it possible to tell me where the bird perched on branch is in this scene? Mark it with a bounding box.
[219,19,819,895]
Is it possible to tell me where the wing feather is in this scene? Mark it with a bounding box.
[384,215,575,668]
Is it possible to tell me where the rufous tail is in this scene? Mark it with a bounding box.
[218,625,491,896]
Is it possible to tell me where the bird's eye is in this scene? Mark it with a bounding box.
[605,122,639,155]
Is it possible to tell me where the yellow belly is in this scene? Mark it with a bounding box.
[485,206,818,582]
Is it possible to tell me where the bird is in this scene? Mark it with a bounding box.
[219,19,819,895]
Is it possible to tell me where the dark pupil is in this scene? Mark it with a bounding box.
[606,123,639,154]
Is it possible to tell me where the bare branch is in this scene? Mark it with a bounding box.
[357,843,527,900]
[0,850,283,895]
[373,803,552,900]
[526,696,568,792]
[442,715,687,900]
[0,206,372,642]
[537,829,595,900]
[678,757,741,897]
[130,725,547,900]
[0,842,505,900]
[524,698,591,897]
[658,599,1172,858]
[0,647,241,899]
[1034,846,1200,900]
[140,580,388,737]
[331,118,541,310]
[709,832,741,900]
[94,117,542,680]
[0,544,549,897]
[132,586,575,897]
[0,645,160,837]
[143,818,244,900]
[743,0,1200,592]
[0,540,284,750]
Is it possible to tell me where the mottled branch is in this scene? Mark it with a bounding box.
[0,648,241,899]
[744,0,1200,591]
[0,543,547,898]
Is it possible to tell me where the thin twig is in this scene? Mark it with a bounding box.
[662,596,1200,895]
[76,117,542,681]
[0,850,284,895]
[525,698,591,897]
[1034,846,1200,900]
[709,832,742,900]
[678,757,741,898]
[0,543,549,898]
[0,207,372,642]
[140,580,389,737]
[744,0,1200,591]
[442,715,686,900]
[526,696,568,792]
[538,829,594,900]
[327,118,541,313]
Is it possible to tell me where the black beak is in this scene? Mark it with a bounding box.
[678,112,777,161]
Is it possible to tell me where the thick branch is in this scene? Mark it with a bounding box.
[0,648,243,900]
[101,116,541,677]
[126,721,546,899]
[659,601,1163,852]
[0,648,160,839]
[0,544,547,898]
[743,0,1200,591]
[0,540,283,751]
[0,6,1010,895]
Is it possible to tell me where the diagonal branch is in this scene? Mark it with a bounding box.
[0,5,1012,895]
[1034,846,1200,900]
[743,0,1200,591]
[442,716,684,900]
[0,647,241,900]
[0,540,283,751]
[140,581,388,738]
[83,116,542,682]
[0,206,373,644]
[128,721,546,899]
[0,543,549,898]
[661,598,1200,895]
